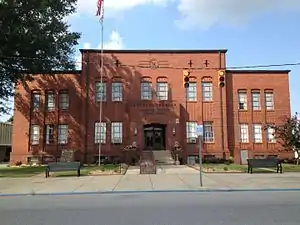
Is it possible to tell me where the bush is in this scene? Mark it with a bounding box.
[223,166,228,171]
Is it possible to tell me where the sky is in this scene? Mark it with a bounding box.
[1,0,300,121]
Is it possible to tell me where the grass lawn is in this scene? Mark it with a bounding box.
[0,164,123,178]
[282,164,300,172]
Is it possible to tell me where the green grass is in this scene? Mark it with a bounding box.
[0,164,122,178]
[201,163,248,172]
[282,164,300,172]
[0,166,46,177]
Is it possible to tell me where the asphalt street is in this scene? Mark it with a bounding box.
[0,191,299,225]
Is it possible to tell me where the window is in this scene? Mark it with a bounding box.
[31,92,40,109]
[45,124,55,144]
[187,82,197,101]
[202,82,213,101]
[141,82,152,100]
[30,125,40,145]
[253,124,262,143]
[94,122,106,144]
[111,122,122,143]
[59,90,69,110]
[112,82,123,102]
[267,125,276,143]
[203,121,214,143]
[45,91,55,111]
[252,91,261,110]
[95,82,107,102]
[238,91,247,110]
[186,122,197,143]
[240,124,249,143]
[58,124,68,144]
[156,82,168,100]
[265,92,274,110]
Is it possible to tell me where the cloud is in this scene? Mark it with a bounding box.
[75,30,124,69]
[75,0,170,16]
[175,0,300,29]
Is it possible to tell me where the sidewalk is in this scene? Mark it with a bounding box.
[1,172,300,196]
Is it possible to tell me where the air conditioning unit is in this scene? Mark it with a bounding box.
[112,138,122,143]
[190,138,197,143]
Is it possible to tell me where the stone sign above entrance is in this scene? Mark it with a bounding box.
[133,103,177,115]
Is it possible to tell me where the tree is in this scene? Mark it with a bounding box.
[268,113,300,165]
[0,0,81,114]
[6,115,13,123]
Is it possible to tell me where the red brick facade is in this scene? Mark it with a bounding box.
[10,49,292,164]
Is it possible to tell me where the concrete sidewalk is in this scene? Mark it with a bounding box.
[1,172,300,196]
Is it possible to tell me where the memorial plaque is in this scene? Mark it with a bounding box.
[60,149,75,162]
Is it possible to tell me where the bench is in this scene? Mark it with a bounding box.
[45,162,81,178]
[247,158,282,174]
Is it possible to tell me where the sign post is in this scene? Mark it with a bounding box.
[196,124,204,187]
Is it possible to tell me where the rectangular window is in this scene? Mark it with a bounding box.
[240,124,249,143]
[265,92,274,111]
[94,122,106,144]
[45,124,55,144]
[141,82,152,100]
[59,90,69,110]
[202,82,213,101]
[186,122,197,143]
[111,122,122,143]
[253,124,262,143]
[238,91,247,110]
[58,124,68,144]
[95,82,107,102]
[46,91,55,111]
[203,121,214,143]
[31,92,40,109]
[252,91,261,110]
[267,125,276,143]
[112,82,123,102]
[30,125,40,145]
[156,82,168,100]
[187,82,197,101]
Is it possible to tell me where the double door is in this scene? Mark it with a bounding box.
[144,127,164,150]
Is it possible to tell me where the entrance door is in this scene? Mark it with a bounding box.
[144,124,166,150]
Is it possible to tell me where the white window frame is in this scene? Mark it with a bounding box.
[94,122,106,144]
[46,91,55,111]
[265,92,274,111]
[156,82,168,100]
[141,82,152,100]
[187,82,197,101]
[267,126,276,143]
[111,122,122,144]
[30,125,40,145]
[238,91,247,110]
[252,92,261,110]
[58,124,68,144]
[95,82,107,102]
[253,124,263,143]
[240,124,249,143]
[203,121,214,143]
[186,122,197,143]
[32,93,40,109]
[45,124,55,144]
[112,82,123,102]
[202,82,213,101]
[59,91,69,110]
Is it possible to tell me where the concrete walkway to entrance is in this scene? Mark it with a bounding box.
[1,168,300,196]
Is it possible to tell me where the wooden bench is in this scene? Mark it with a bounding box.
[247,158,282,174]
[45,162,81,178]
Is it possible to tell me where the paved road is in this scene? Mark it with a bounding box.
[1,191,300,225]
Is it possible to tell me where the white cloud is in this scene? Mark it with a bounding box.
[75,0,170,16]
[176,0,300,29]
[76,30,124,69]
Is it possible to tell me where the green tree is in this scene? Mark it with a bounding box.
[0,0,80,113]
[268,113,300,165]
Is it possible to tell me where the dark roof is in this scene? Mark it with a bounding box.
[79,49,228,54]
[227,69,291,74]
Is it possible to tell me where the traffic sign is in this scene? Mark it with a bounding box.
[196,125,203,137]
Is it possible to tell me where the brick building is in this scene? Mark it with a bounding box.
[10,49,292,164]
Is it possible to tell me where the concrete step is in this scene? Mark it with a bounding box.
[152,150,175,165]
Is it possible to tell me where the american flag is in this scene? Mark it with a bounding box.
[96,0,104,19]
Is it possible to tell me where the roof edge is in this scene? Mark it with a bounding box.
[79,49,228,54]
[226,69,291,74]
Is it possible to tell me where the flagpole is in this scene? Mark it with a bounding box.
[98,2,104,167]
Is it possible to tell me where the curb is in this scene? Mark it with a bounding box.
[1,188,300,197]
